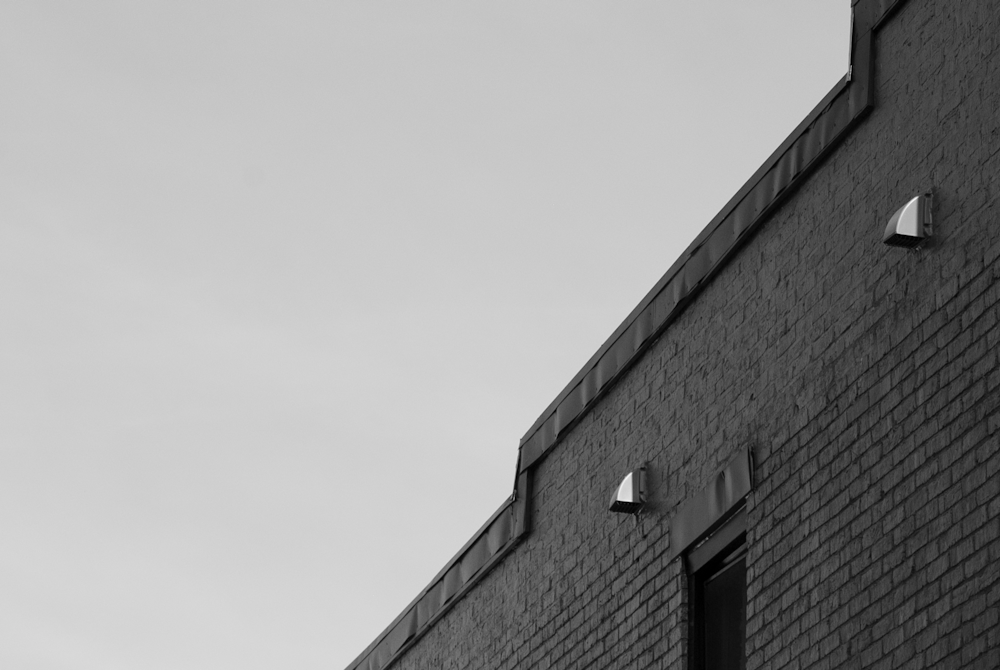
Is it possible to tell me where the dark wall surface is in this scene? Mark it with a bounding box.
[366,1,1000,669]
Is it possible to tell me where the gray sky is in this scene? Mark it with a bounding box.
[1,2,846,668]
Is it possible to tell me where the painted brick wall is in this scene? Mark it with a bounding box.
[384,1,1000,669]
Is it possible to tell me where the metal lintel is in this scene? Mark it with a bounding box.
[669,449,753,562]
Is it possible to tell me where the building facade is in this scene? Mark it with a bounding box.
[348,1,1000,669]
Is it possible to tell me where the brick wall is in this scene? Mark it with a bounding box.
[379,1,1000,669]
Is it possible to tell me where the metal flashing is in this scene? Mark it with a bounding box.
[345,472,529,670]
[518,70,868,473]
[669,449,754,563]
[515,0,903,474]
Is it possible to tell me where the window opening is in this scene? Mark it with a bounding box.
[689,511,747,670]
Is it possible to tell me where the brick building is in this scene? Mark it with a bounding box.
[348,1,1000,669]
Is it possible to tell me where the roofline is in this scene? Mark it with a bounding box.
[516,0,910,471]
[346,471,530,670]
[346,2,908,669]
[517,73,859,468]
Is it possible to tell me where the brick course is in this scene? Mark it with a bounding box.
[354,1,1000,669]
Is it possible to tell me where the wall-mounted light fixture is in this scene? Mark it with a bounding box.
[609,466,646,514]
[883,193,932,248]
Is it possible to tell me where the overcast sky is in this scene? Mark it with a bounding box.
[1,2,847,669]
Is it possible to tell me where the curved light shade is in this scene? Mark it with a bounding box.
[884,193,932,247]
[609,467,646,514]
